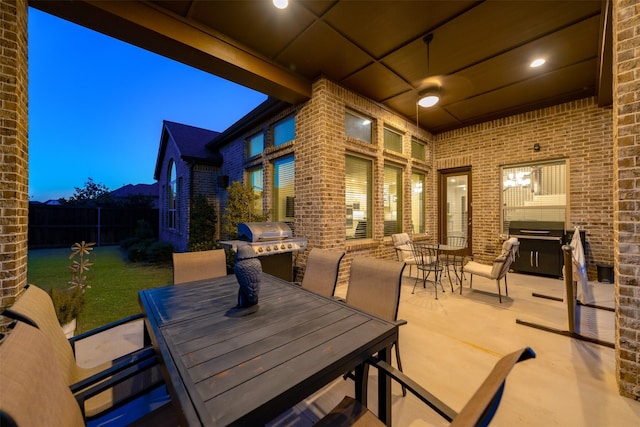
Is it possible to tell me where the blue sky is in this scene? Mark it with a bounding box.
[28,8,267,202]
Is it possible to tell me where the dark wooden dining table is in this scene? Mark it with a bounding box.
[138,273,398,426]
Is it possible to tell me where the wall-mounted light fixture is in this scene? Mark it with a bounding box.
[533,143,541,152]
[418,88,440,108]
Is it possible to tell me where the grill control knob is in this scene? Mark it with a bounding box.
[273,245,279,251]
[266,246,271,252]
[258,247,263,253]
[280,244,285,249]
[287,243,292,249]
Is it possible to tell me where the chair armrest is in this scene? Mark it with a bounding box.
[70,313,144,345]
[366,356,457,422]
[74,355,161,418]
[69,345,156,394]
[394,319,408,327]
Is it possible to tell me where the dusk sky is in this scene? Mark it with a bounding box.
[28,8,267,202]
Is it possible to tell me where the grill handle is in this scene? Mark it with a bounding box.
[510,234,562,242]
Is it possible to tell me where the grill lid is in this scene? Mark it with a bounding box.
[238,222,293,242]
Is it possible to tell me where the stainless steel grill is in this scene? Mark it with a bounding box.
[219,222,307,281]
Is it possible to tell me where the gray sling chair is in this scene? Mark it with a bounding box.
[462,238,520,303]
[298,248,346,297]
[317,347,536,427]
[172,248,227,284]
[343,256,408,396]
[1,284,166,420]
[0,320,175,427]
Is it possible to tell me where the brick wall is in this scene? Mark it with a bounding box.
[614,0,640,401]
[436,98,614,278]
[0,0,28,312]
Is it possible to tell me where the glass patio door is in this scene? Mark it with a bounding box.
[439,168,471,253]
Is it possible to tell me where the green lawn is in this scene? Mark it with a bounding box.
[27,246,173,333]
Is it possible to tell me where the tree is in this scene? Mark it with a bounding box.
[64,177,111,206]
[221,181,268,239]
[188,194,217,251]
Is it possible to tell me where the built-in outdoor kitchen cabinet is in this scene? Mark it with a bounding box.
[509,221,565,277]
[502,160,568,278]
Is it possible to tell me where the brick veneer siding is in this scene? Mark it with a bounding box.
[436,98,614,279]
[614,0,640,401]
[0,0,28,313]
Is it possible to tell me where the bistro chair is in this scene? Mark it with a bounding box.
[344,256,407,396]
[462,238,520,303]
[172,248,227,284]
[410,241,445,298]
[1,284,165,419]
[0,320,175,427]
[441,235,469,289]
[392,233,417,277]
[299,248,345,298]
[317,347,536,427]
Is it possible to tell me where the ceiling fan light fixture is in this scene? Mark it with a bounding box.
[530,58,546,68]
[273,0,288,9]
[418,89,440,108]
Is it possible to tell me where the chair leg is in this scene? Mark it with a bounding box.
[394,340,406,397]
[504,275,509,296]
[496,279,502,303]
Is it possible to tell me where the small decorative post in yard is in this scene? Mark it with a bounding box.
[50,241,95,337]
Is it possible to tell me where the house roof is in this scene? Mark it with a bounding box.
[110,182,158,198]
[154,120,222,180]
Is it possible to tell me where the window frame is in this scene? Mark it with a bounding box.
[345,110,373,144]
[383,127,403,153]
[345,154,372,240]
[273,115,295,147]
[247,132,264,157]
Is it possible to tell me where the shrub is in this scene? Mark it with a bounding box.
[146,241,175,263]
[50,286,85,326]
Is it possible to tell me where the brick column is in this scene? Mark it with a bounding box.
[614,0,640,400]
[0,0,29,313]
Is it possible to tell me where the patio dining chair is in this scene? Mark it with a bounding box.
[172,248,227,284]
[410,241,445,298]
[316,347,536,427]
[344,256,407,396]
[392,233,417,277]
[0,320,175,427]
[299,248,345,297]
[462,237,520,303]
[1,284,165,419]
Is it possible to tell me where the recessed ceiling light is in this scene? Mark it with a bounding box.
[273,0,288,9]
[530,58,546,68]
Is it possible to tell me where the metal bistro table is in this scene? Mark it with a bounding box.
[139,273,397,426]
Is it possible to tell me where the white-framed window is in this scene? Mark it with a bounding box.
[411,172,425,233]
[411,138,425,161]
[273,116,295,147]
[248,167,264,215]
[248,133,264,157]
[345,111,372,144]
[273,155,295,225]
[383,165,403,236]
[167,160,178,230]
[346,155,372,239]
[384,127,403,153]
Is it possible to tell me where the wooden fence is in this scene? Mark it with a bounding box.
[28,205,159,249]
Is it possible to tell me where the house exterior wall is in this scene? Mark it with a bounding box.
[157,136,191,252]
[435,98,614,279]
[614,0,640,401]
[0,0,28,312]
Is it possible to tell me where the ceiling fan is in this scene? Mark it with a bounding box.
[418,34,440,108]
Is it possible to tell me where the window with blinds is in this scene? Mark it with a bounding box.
[274,116,295,147]
[383,165,402,236]
[346,155,371,239]
[248,133,264,157]
[273,156,295,225]
[411,138,426,161]
[248,167,264,215]
[384,127,403,153]
[411,172,425,233]
[345,111,372,143]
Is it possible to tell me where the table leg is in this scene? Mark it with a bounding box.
[354,362,369,407]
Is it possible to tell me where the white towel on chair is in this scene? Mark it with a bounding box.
[570,227,588,301]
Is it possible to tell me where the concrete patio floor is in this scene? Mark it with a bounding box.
[77,270,640,426]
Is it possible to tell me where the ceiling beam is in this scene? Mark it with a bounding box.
[29,0,312,105]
